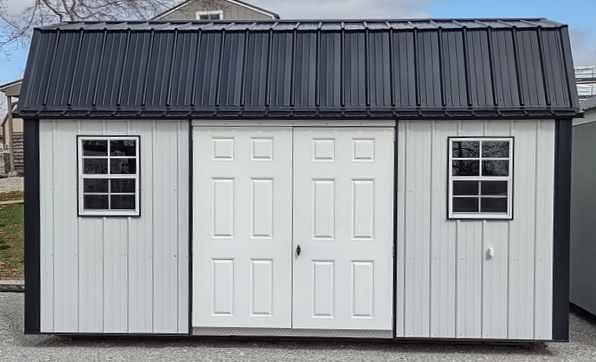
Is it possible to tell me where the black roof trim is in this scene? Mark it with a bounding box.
[38,18,564,31]
[17,20,580,120]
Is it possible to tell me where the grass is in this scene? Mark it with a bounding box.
[0,191,24,280]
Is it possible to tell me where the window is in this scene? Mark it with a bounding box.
[78,136,140,216]
[448,138,513,219]
[196,10,223,20]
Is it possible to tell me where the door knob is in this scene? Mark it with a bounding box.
[296,245,301,257]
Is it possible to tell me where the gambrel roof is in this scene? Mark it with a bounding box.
[16,19,580,119]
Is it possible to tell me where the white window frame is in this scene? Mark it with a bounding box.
[77,136,140,217]
[196,10,224,20]
[448,137,514,220]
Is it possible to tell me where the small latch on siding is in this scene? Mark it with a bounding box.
[487,247,495,260]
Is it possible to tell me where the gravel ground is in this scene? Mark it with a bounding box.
[0,177,24,194]
[0,293,595,361]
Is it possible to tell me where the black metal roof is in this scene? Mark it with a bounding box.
[16,19,580,119]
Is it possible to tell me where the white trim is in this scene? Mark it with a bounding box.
[78,136,140,217]
[193,327,393,338]
[196,10,223,20]
[448,137,514,219]
[191,120,396,127]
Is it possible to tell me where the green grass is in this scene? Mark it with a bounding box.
[0,203,24,280]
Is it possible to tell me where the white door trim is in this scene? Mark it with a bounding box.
[193,327,393,339]
[192,120,396,127]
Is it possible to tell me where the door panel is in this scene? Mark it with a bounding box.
[192,127,293,328]
[292,128,394,330]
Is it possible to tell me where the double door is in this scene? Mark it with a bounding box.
[192,127,394,331]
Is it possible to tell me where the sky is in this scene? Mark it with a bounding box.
[0,0,594,85]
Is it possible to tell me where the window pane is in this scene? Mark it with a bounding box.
[452,160,479,176]
[84,159,108,174]
[111,195,136,209]
[82,140,107,156]
[84,195,108,209]
[481,198,508,213]
[452,141,479,158]
[110,159,137,174]
[84,179,109,193]
[481,181,508,196]
[453,197,479,212]
[482,141,509,158]
[453,181,479,195]
[110,140,136,157]
[482,160,509,176]
[111,179,136,193]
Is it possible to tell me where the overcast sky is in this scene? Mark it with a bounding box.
[0,0,594,84]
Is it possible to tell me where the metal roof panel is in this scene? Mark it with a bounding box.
[18,19,580,119]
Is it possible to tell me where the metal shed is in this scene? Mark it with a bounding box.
[570,96,596,315]
[18,19,579,342]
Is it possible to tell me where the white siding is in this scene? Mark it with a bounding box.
[39,119,190,334]
[396,120,555,340]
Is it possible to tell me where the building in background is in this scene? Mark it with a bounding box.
[576,65,596,101]
[0,79,23,176]
[153,0,279,20]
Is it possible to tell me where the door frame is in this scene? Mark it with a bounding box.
[189,120,398,339]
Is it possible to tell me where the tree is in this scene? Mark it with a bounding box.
[0,0,228,56]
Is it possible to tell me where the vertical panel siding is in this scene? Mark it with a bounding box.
[39,119,189,334]
[52,120,79,333]
[430,122,457,338]
[153,121,181,333]
[128,121,155,333]
[78,121,104,332]
[39,121,55,332]
[534,120,555,339]
[396,119,555,340]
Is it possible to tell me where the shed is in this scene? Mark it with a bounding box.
[571,96,596,315]
[18,19,579,341]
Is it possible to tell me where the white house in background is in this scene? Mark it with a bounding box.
[576,66,596,101]
[153,0,279,21]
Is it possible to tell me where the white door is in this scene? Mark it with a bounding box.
[192,127,293,328]
[292,128,394,330]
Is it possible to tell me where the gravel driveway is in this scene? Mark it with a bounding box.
[1,293,595,361]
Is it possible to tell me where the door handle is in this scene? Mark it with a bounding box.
[296,245,301,257]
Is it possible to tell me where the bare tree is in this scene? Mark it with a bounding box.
[0,0,229,56]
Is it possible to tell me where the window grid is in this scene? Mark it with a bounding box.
[78,136,140,216]
[449,138,513,219]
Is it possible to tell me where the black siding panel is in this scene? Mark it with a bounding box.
[319,32,341,108]
[552,119,572,341]
[293,32,317,109]
[368,31,392,108]
[442,30,467,107]
[491,30,520,107]
[16,20,580,119]
[417,31,441,107]
[194,32,222,107]
[244,32,270,107]
[392,31,417,108]
[24,119,40,334]
[219,32,246,107]
[343,32,366,108]
[269,32,293,107]
[516,30,547,107]
[466,30,494,107]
